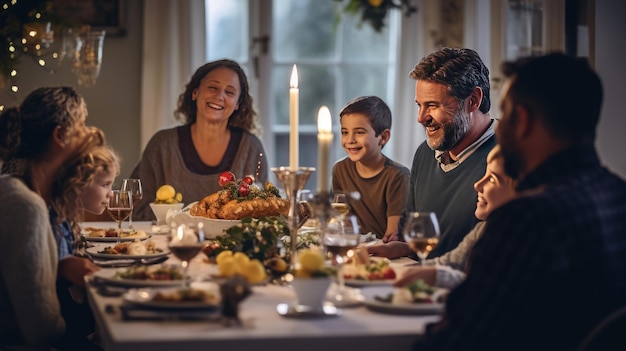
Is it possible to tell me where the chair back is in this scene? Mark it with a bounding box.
[577,305,626,351]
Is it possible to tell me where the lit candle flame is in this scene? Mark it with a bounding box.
[290,65,298,88]
[317,106,332,134]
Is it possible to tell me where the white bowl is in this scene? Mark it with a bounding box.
[172,210,240,239]
[149,203,184,225]
[291,277,333,308]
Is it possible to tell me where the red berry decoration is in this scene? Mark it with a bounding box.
[218,171,236,187]
[238,183,250,197]
[242,175,255,185]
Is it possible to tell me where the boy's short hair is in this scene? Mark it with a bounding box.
[339,96,392,136]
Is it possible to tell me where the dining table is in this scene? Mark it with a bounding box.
[83,221,442,351]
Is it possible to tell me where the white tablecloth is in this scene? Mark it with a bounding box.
[83,221,440,351]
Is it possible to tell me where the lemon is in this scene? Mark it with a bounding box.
[156,185,176,201]
[244,259,267,284]
[232,251,250,268]
[174,192,183,202]
[267,257,288,273]
[218,257,239,277]
[298,249,324,273]
[216,250,233,265]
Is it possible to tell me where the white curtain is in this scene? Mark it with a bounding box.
[389,0,427,169]
[140,0,207,150]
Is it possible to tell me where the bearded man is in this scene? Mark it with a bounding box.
[399,47,496,258]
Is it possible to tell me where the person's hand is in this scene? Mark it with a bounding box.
[393,266,437,287]
[367,241,412,259]
[382,231,400,243]
[58,256,101,287]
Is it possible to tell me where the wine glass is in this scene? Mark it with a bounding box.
[121,178,143,229]
[323,214,360,307]
[331,193,350,235]
[107,190,132,230]
[402,212,440,264]
[168,222,205,287]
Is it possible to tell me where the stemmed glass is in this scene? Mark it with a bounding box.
[323,214,360,307]
[402,212,440,264]
[168,223,205,287]
[331,191,360,234]
[121,178,143,229]
[107,190,132,230]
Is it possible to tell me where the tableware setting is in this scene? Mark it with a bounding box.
[359,281,448,315]
[342,256,397,287]
[121,178,143,229]
[275,248,341,318]
[86,242,170,260]
[403,211,441,264]
[81,227,151,242]
[122,286,221,310]
[168,222,206,287]
[107,190,133,229]
[150,202,185,226]
[323,213,363,307]
[91,265,189,287]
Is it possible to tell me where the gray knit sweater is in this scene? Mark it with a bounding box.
[0,175,65,348]
[133,126,269,221]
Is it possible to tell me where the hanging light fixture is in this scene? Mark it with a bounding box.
[0,0,107,96]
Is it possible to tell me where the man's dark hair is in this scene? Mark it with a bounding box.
[410,47,491,113]
[502,53,603,145]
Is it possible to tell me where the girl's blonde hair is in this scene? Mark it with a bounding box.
[52,129,120,239]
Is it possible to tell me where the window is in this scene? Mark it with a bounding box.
[205,0,400,190]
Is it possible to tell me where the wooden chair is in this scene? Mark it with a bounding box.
[577,305,626,351]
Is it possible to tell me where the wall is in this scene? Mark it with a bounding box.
[595,0,626,179]
[0,0,144,184]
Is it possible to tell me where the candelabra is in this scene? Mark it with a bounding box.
[272,167,315,268]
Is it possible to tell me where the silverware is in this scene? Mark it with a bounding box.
[94,255,169,268]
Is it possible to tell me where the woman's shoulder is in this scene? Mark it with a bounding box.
[147,126,184,143]
[0,175,47,214]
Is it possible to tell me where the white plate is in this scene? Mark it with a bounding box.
[360,287,444,315]
[123,288,220,310]
[86,246,170,260]
[82,234,151,243]
[92,268,186,287]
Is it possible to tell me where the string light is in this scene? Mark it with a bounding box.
[1,0,106,94]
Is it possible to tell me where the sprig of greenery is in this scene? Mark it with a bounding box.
[213,216,288,261]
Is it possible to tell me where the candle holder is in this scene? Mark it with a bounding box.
[272,167,315,268]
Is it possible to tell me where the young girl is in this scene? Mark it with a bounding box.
[54,140,120,351]
[368,145,516,289]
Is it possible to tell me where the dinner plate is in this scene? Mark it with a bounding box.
[123,288,220,310]
[86,246,170,260]
[82,234,151,243]
[360,287,444,315]
[92,268,187,287]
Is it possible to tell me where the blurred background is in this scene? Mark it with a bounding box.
[1,0,624,191]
